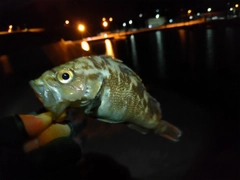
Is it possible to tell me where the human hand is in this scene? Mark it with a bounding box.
[20,112,72,152]
[0,112,81,179]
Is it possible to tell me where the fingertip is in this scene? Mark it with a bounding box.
[20,113,52,137]
[37,123,71,147]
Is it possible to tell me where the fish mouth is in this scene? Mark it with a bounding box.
[29,80,69,122]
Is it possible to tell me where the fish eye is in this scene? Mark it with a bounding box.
[56,68,74,84]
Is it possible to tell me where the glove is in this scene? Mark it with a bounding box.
[0,112,82,180]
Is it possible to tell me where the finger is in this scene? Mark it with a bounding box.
[23,122,72,153]
[38,122,71,146]
[20,112,52,137]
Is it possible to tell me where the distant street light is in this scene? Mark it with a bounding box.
[235,4,239,8]
[155,14,160,18]
[230,7,234,11]
[103,21,108,27]
[129,20,133,24]
[139,13,143,18]
[207,8,212,12]
[65,20,70,25]
[78,24,85,32]
[123,22,126,27]
[109,17,113,22]
[8,25,13,32]
[102,17,106,21]
[187,9,192,14]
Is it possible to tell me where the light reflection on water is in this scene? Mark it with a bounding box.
[114,28,237,83]
[206,29,215,69]
[155,31,166,78]
[105,39,115,58]
[129,35,140,72]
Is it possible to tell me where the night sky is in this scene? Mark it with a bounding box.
[0,0,238,30]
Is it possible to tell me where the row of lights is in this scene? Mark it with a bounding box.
[64,3,240,32]
[122,13,161,28]
[64,17,114,33]
[188,4,239,14]
[102,17,113,28]
[65,3,240,30]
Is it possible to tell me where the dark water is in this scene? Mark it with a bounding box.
[0,27,239,180]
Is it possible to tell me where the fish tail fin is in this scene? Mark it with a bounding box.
[154,120,182,141]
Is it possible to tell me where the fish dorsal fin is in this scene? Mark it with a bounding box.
[99,55,123,63]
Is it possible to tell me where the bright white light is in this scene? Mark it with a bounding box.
[8,25,13,32]
[155,14,160,18]
[139,13,143,17]
[65,20,69,25]
[189,16,193,19]
[169,19,173,23]
[123,22,126,27]
[78,24,85,32]
[207,8,212,12]
[197,12,201,16]
[103,21,108,27]
[129,20,133,24]
[81,41,90,51]
[148,24,152,28]
[230,7,233,11]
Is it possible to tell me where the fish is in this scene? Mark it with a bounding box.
[30,55,181,141]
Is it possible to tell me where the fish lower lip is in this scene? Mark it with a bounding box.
[29,80,53,107]
[29,80,44,98]
[29,80,70,121]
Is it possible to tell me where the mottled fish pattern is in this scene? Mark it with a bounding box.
[30,55,181,141]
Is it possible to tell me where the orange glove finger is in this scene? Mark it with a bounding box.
[19,112,52,137]
[23,122,72,153]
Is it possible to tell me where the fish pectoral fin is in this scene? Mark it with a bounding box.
[154,120,182,142]
[86,73,104,99]
[97,118,123,123]
[127,124,149,134]
[84,96,101,114]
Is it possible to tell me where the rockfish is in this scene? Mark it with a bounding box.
[30,55,181,141]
